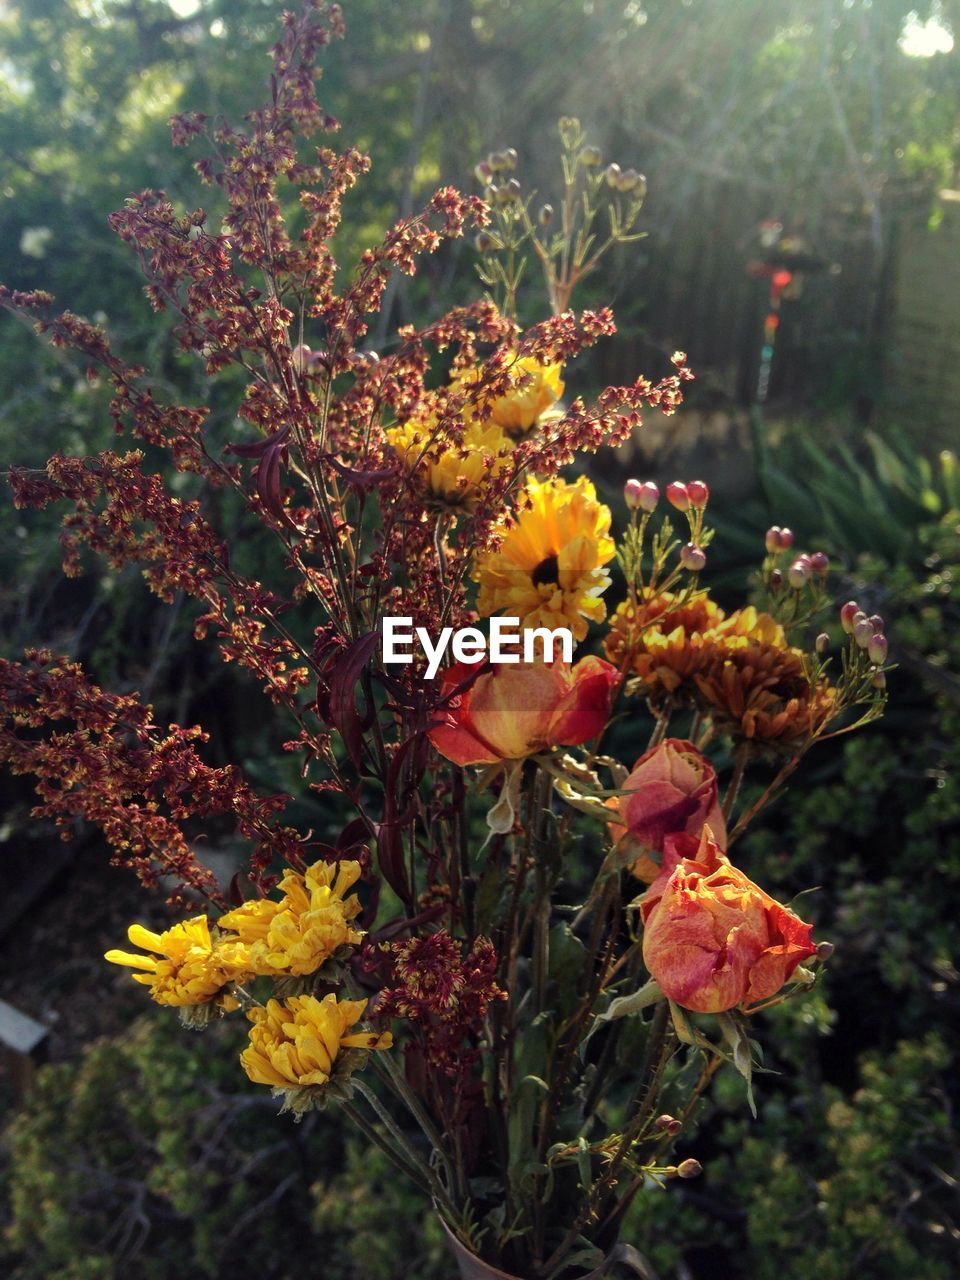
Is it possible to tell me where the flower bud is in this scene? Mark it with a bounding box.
[475,232,496,254]
[605,162,622,187]
[839,601,859,633]
[815,632,830,654]
[503,147,518,169]
[504,177,522,200]
[634,173,648,200]
[680,543,707,572]
[580,145,603,167]
[677,1158,702,1179]
[488,150,509,172]
[538,203,554,227]
[666,481,689,511]
[779,527,795,550]
[618,167,641,193]
[872,671,887,690]
[686,479,709,509]
[854,618,874,649]
[474,160,492,184]
[656,1113,682,1134]
[765,525,783,553]
[867,633,888,665]
[815,941,835,963]
[624,478,659,511]
[809,551,829,575]
[869,614,884,630]
[787,559,811,589]
[291,343,313,369]
[768,569,783,590]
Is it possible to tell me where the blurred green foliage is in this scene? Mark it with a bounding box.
[0,1015,448,1280]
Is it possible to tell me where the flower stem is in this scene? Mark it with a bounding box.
[722,746,749,822]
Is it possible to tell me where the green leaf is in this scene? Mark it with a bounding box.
[474,856,507,933]
[576,1136,592,1191]
[547,924,588,1017]
[718,1012,757,1117]
[596,979,664,1026]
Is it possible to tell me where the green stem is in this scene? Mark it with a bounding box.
[339,1097,430,1193]
[728,751,803,845]
[722,746,749,822]
[352,1079,460,1221]
[371,1053,454,1188]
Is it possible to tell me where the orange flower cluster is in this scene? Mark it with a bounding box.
[605,592,836,747]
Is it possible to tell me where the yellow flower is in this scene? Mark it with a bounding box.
[105,916,250,1009]
[462,356,564,437]
[473,476,615,642]
[714,605,787,650]
[387,412,512,511]
[241,993,392,1110]
[604,590,727,695]
[695,639,837,746]
[604,594,788,709]
[217,859,364,978]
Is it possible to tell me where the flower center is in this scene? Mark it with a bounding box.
[531,554,560,588]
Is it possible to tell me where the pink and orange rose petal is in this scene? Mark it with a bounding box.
[608,737,726,881]
[428,655,619,766]
[640,830,816,1014]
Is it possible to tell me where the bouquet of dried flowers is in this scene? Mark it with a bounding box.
[0,5,890,1277]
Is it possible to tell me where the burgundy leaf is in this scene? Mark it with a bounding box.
[323,452,397,492]
[327,630,380,767]
[225,424,290,457]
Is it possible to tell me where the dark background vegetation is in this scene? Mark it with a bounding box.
[0,1,958,1277]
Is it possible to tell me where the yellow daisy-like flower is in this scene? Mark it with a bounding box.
[458,355,564,438]
[387,412,512,511]
[105,916,251,1009]
[217,859,364,978]
[473,476,615,642]
[241,993,392,1110]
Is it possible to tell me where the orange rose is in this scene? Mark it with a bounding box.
[609,738,726,881]
[428,656,618,766]
[640,829,816,1013]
